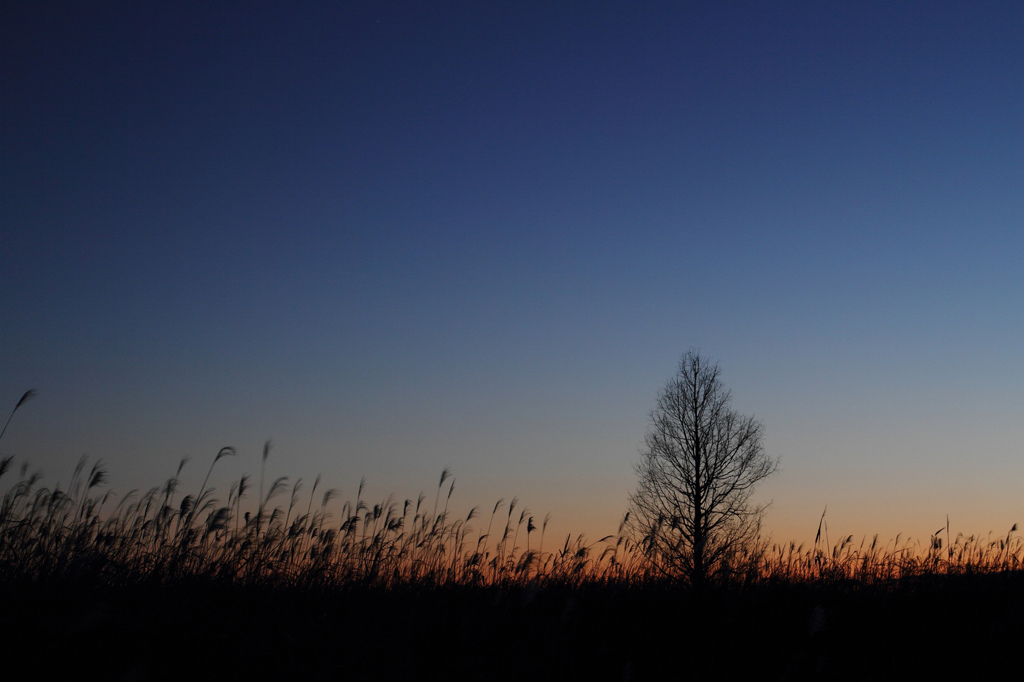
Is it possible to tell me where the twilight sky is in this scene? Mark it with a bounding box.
[2,2,1022,548]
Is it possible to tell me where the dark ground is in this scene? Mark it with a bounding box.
[2,571,1022,681]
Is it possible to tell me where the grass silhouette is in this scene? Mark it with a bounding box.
[1,449,1022,680]
[3,450,1020,589]
[0,450,647,589]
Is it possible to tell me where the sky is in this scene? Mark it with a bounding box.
[2,1,1022,549]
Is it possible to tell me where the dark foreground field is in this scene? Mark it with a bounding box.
[3,570,1022,681]
[3,455,1023,680]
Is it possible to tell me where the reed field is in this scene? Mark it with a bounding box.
[2,450,1023,680]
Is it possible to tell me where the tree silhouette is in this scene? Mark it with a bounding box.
[628,351,776,585]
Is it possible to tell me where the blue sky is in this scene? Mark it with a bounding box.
[3,2,1022,545]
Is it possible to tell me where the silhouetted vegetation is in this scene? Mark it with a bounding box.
[629,350,778,585]
[0,451,646,589]
[2,449,1023,679]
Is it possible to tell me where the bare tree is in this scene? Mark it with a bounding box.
[628,351,777,585]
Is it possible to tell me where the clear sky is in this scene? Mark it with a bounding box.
[3,2,1022,549]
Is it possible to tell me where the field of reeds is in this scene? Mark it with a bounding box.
[2,448,1023,681]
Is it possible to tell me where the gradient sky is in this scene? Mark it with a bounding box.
[3,2,1022,549]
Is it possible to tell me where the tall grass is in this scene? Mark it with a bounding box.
[754,522,1024,583]
[0,450,646,589]
[2,449,1021,591]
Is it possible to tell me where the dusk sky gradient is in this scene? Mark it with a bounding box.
[3,2,1022,547]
